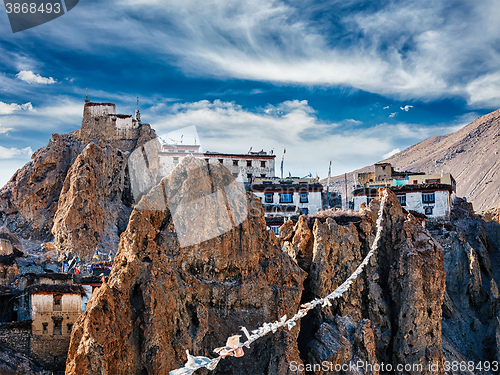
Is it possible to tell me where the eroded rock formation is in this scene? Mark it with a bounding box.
[65,157,306,375]
[51,143,133,261]
[0,106,155,259]
[285,190,446,374]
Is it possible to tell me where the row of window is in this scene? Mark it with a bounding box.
[42,321,72,335]
[396,192,435,205]
[172,157,267,168]
[265,192,308,204]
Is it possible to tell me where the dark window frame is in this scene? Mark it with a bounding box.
[300,192,308,203]
[280,193,293,203]
[422,192,435,203]
[398,195,406,206]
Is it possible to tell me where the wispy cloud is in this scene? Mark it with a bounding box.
[0,124,12,134]
[16,71,56,84]
[383,148,401,159]
[0,145,33,159]
[149,99,471,177]
[0,102,35,115]
[400,105,413,111]
[12,0,497,107]
[389,112,397,118]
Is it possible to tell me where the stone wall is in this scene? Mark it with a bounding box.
[31,335,71,370]
[0,321,31,355]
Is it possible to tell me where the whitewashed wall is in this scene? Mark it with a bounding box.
[88,104,115,117]
[254,191,322,215]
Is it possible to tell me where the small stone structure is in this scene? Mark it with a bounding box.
[79,98,153,153]
[12,273,85,370]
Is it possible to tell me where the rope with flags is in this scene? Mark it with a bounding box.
[170,190,389,375]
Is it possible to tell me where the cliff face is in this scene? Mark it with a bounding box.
[0,113,155,259]
[66,179,449,375]
[285,190,445,374]
[51,142,133,261]
[65,157,306,375]
[433,202,500,365]
[0,133,83,242]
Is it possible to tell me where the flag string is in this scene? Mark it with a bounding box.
[170,190,389,375]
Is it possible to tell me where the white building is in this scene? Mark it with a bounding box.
[353,164,456,220]
[251,177,323,234]
[158,145,276,189]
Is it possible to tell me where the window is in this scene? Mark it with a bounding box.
[367,197,374,204]
[299,208,309,215]
[218,159,224,164]
[247,173,253,181]
[300,192,308,203]
[233,160,239,166]
[425,179,440,184]
[263,181,271,184]
[173,157,179,164]
[247,160,252,167]
[53,294,62,311]
[422,192,435,203]
[53,319,62,336]
[413,180,418,184]
[261,161,266,167]
[424,206,433,215]
[42,322,48,334]
[67,323,73,334]
[398,195,406,206]
[261,174,266,178]
[265,193,273,203]
[204,158,209,164]
[280,193,293,203]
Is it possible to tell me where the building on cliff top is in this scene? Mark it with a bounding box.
[250,176,323,234]
[353,163,456,220]
[159,144,276,190]
[79,98,153,153]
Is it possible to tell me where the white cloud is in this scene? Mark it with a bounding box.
[383,148,401,159]
[400,105,413,111]
[148,99,467,178]
[123,1,500,105]
[389,112,397,118]
[0,124,12,134]
[0,102,35,115]
[16,70,56,84]
[383,106,389,109]
[0,145,32,159]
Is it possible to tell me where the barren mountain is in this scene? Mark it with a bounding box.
[325,108,500,211]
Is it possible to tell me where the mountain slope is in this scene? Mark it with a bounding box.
[325,108,500,211]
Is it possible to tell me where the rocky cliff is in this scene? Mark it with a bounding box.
[0,108,155,260]
[65,157,306,375]
[66,160,451,375]
[283,190,445,374]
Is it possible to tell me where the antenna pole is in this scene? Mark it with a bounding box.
[326,161,331,208]
[344,173,348,210]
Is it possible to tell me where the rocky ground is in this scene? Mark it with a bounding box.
[0,125,155,263]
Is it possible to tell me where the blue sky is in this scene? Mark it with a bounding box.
[1,0,499,187]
